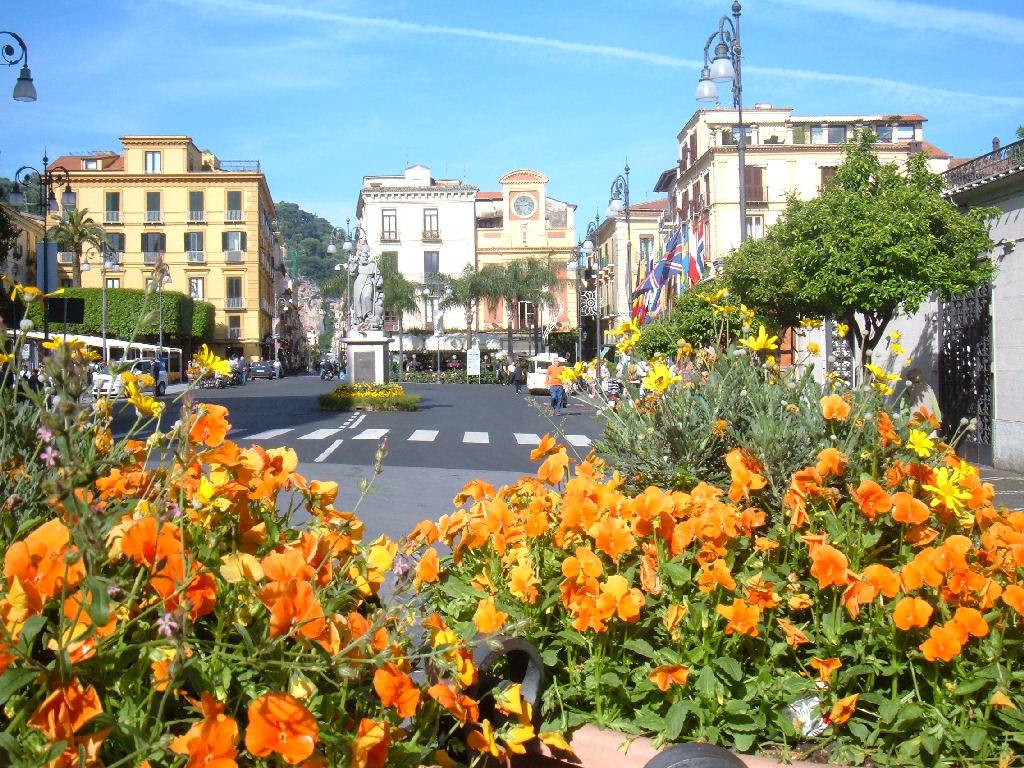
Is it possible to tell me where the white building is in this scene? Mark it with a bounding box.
[355,165,477,332]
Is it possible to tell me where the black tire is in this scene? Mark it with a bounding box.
[642,743,747,768]
[156,382,166,397]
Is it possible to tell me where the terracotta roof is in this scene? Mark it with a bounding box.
[47,154,124,172]
[629,198,668,213]
[920,141,950,159]
[477,191,503,201]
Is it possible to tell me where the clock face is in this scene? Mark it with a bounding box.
[512,194,536,217]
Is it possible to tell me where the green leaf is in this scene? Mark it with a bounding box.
[0,668,38,705]
[16,614,46,651]
[953,677,989,696]
[920,730,941,755]
[893,703,924,728]
[632,709,666,733]
[601,670,621,687]
[964,727,987,752]
[878,698,901,724]
[696,666,718,698]
[623,638,656,658]
[716,657,744,682]
[733,732,756,753]
[665,700,690,740]
[725,713,762,732]
[848,720,872,742]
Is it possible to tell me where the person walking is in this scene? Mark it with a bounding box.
[545,356,566,415]
[512,360,525,395]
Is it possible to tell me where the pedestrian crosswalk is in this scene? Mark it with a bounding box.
[239,426,593,448]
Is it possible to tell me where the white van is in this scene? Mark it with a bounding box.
[526,352,561,394]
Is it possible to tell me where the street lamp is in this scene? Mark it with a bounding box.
[9,155,77,339]
[696,1,747,246]
[82,252,120,363]
[582,220,601,387]
[606,165,632,311]
[327,222,368,334]
[155,266,171,362]
[2,31,37,101]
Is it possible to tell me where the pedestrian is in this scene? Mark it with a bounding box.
[496,364,506,386]
[506,362,515,386]
[545,356,566,416]
[273,358,282,379]
[512,360,525,395]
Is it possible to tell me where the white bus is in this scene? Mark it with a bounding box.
[526,352,561,394]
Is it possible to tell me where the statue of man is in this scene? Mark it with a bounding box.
[348,248,383,327]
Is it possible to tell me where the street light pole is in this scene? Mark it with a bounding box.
[156,266,171,362]
[9,155,76,340]
[607,166,631,317]
[2,31,37,101]
[696,1,746,246]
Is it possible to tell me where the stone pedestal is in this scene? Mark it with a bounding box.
[344,331,391,385]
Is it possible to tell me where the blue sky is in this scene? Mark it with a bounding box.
[3,0,1022,233]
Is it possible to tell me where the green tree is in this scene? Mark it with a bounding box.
[438,265,487,350]
[380,257,421,367]
[478,258,561,355]
[724,130,997,368]
[46,208,110,288]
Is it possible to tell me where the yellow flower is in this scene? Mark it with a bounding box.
[888,330,902,341]
[712,303,738,316]
[922,467,973,515]
[0,351,11,364]
[3,276,64,304]
[864,363,901,383]
[806,342,821,355]
[642,363,682,394]
[700,288,728,304]
[193,344,232,377]
[611,319,640,337]
[738,325,779,353]
[907,429,935,458]
[836,322,850,338]
[891,343,906,355]
[798,317,823,329]
[125,380,164,417]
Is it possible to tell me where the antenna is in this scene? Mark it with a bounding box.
[403,148,409,168]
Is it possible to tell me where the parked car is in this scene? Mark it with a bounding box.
[250,360,274,379]
[91,358,168,398]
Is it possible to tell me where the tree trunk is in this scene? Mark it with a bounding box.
[72,245,83,288]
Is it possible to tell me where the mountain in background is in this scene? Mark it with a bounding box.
[274,201,345,286]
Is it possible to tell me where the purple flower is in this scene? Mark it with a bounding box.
[107,582,123,598]
[36,426,54,443]
[39,445,59,466]
[155,612,179,638]
[392,553,412,578]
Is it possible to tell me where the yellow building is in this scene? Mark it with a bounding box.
[47,135,277,359]
[0,202,44,290]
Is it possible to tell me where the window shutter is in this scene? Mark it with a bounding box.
[222,232,228,251]
[240,232,247,251]
[157,233,166,251]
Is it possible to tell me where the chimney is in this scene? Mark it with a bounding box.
[993,137,1001,152]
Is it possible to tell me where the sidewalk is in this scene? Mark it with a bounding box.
[978,464,1024,510]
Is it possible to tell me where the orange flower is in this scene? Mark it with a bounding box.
[259,580,326,642]
[893,596,933,630]
[588,516,636,561]
[664,604,687,638]
[920,623,963,662]
[351,718,391,768]
[820,393,851,421]
[952,607,989,638]
[754,537,779,552]
[891,492,930,524]
[595,574,645,622]
[725,448,767,502]
[744,574,781,610]
[809,544,848,589]
[989,691,1018,710]
[28,677,103,742]
[529,434,559,462]
[815,447,848,478]
[852,480,892,522]
[829,693,858,725]
[4,518,86,604]
[639,542,662,596]
[776,617,810,648]
[716,598,761,637]
[537,449,569,486]
[862,564,901,598]
[427,683,480,726]
[509,563,540,604]
[453,478,495,506]
[788,593,813,610]
[649,665,690,691]
[810,657,842,684]
[169,692,239,768]
[841,577,878,620]
[473,596,508,634]
[1002,583,1024,616]
[467,719,501,758]
[561,547,603,583]
[373,663,421,718]
[244,692,318,764]
[189,403,231,447]
[415,548,440,587]
[876,411,901,447]
[698,559,736,593]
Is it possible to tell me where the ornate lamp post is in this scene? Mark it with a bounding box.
[327,222,368,335]
[9,155,77,339]
[696,1,747,246]
[154,265,171,362]
[2,31,37,101]
[606,165,632,311]
[82,252,120,363]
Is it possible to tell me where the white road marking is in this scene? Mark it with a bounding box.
[463,432,489,444]
[514,433,541,445]
[353,428,389,440]
[349,414,366,429]
[299,428,343,440]
[243,428,293,440]
[566,434,592,447]
[314,439,344,463]
[408,429,439,442]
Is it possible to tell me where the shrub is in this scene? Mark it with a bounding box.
[318,381,419,411]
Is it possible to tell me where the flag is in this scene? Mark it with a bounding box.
[664,230,685,273]
[689,213,705,286]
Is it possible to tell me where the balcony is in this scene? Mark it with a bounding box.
[186,251,206,263]
[227,327,243,339]
[381,230,400,243]
[225,297,244,309]
[746,185,769,207]
[422,230,441,241]
[225,210,244,222]
[104,211,121,224]
[57,252,73,265]
[225,250,244,263]
[142,251,162,265]
[145,211,162,223]
[944,137,1024,190]
[188,210,206,223]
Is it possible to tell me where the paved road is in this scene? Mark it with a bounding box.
[118,375,606,541]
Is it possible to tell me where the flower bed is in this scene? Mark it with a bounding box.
[318,381,419,411]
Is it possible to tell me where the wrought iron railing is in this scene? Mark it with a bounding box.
[226,209,244,221]
[104,211,121,224]
[219,160,260,173]
[188,210,206,222]
[944,138,1024,189]
[225,297,244,309]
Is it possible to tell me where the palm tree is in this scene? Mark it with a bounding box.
[46,208,110,287]
[379,257,422,375]
[478,258,561,356]
[438,265,487,351]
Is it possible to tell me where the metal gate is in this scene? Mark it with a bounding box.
[938,282,993,465]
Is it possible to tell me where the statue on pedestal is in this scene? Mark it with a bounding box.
[349,248,383,331]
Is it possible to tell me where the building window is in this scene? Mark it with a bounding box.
[518,301,537,329]
[381,209,398,241]
[106,232,125,257]
[639,237,654,263]
[745,166,765,202]
[820,166,838,189]
[226,277,243,309]
[146,191,161,223]
[222,231,247,251]
[189,277,205,300]
[423,208,439,239]
[145,151,161,174]
[811,125,847,145]
[189,191,205,222]
[141,232,166,262]
[104,192,120,224]
[226,190,243,221]
[184,232,204,261]
[106,277,120,289]
[424,251,439,278]
[228,315,242,339]
[60,278,73,288]
[895,124,915,141]
[875,125,893,143]
[745,215,764,240]
[84,159,98,170]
